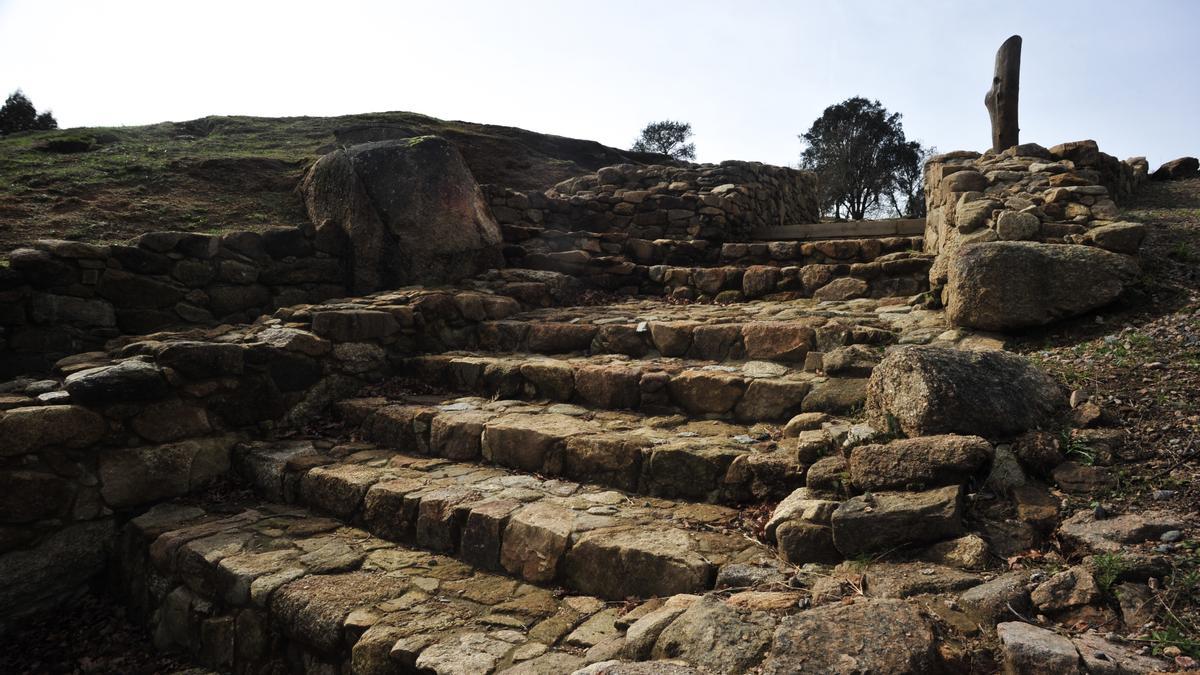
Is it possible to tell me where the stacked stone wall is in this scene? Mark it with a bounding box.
[923,140,1151,329]
[0,226,354,377]
[486,160,820,241]
[924,140,1148,289]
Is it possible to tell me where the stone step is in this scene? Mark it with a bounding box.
[333,394,862,503]
[119,502,970,674]
[473,297,919,361]
[508,247,932,299]
[645,255,931,303]
[753,218,927,240]
[116,502,653,674]
[231,438,775,601]
[399,352,875,423]
[502,228,923,268]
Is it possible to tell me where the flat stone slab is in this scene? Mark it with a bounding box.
[1056,509,1187,553]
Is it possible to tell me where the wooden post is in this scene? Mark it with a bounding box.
[984,35,1022,153]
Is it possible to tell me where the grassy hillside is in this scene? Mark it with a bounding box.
[0,111,660,252]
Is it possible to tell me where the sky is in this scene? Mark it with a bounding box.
[1,0,1197,168]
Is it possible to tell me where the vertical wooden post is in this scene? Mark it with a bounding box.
[985,35,1022,153]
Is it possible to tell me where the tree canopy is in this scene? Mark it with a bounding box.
[0,90,58,135]
[799,97,927,220]
[631,120,696,161]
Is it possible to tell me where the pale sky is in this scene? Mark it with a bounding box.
[1,0,1197,167]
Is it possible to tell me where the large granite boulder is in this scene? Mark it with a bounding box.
[1150,156,1199,181]
[945,241,1138,331]
[866,346,1065,439]
[300,136,503,293]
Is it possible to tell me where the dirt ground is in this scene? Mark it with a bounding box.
[1012,176,1200,662]
[0,592,191,675]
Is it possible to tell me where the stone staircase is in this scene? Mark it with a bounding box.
[232,436,764,600]
[499,224,932,300]
[6,225,995,660]
[6,199,1175,673]
[98,268,1016,672]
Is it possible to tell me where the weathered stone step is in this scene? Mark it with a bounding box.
[232,438,775,601]
[120,502,969,674]
[644,255,931,303]
[400,352,874,424]
[475,302,906,362]
[503,228,923,268]
[753,218,927,241]
[508,245,932,300]
[117,502,647,674]
[334,394,863,503]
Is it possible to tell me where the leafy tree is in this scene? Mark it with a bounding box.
[631,120,696,161]
[0,90,58,135]
[799,97,927,220]
[886,143,936,219]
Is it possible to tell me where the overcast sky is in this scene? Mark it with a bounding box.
[1,0,1197,167]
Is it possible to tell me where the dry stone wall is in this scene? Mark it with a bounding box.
[0,226,348,377]
[924,140,1147,274]
[923,140,1149,328]
[486,160,820,241]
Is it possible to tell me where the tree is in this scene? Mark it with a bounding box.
[799,97,927,220]
[631,120,696,161]
[886,143,935,219]
[0,90,58,135]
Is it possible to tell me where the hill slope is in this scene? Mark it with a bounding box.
[0,111,663,252]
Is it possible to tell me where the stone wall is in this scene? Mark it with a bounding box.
[486,160,820,241]
[924,139,1148,288]
[0,226,348,377]
[923,140,1149,329]
[0,278,573,629]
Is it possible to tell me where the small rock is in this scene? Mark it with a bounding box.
[997,622,1083,674]
[1031,566,1100,612]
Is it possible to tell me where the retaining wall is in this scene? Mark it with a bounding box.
[0,225,349,377]
[486,161,820,241]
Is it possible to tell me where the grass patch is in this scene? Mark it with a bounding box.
[1091,553,1126,592]
[0,110,643,252]
[1061,430,1096,465]
[1170,241,1195,263]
